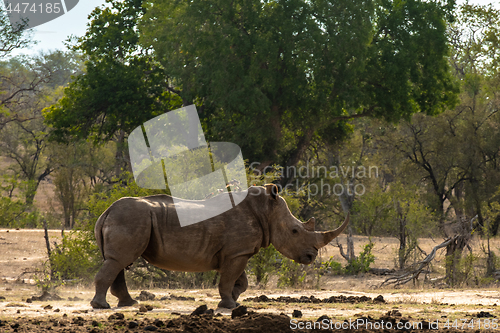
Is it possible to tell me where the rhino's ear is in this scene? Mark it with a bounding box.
[264,183,278,200]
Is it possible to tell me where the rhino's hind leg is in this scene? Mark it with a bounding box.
[91,259,124,309]
[231,271,248,302]
[111,269,137,307]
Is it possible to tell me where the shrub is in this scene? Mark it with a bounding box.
[344,241,375,275]
[49,231,102,282]
[246,245,281,287]
[277,258,307,288]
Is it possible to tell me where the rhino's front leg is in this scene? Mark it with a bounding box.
[218,257,248,309]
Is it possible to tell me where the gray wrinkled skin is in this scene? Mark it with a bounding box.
[90,184,349,309]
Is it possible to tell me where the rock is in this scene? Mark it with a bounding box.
[0,296,5,300]
[316,315,330,322]
[139,305,148,313]
[386,310,402,317]
[153,319,165,327]
[231,305,248,319]
[258,295,269,302]
[91,320,99,327]
[128,321,139,329]
[144,325,158,331]
[170,294,195,301]
[145,305,153,311]
[373,295,385,303]
[138,291,156,301]
[43,305,52,310]
[191,304,208,316]
[477,311,495,318]
[108,312,125,320]
[292,310,302,318]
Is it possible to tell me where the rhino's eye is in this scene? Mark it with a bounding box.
[292,229,298,234]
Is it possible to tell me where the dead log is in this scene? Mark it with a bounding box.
[381,235,459,287]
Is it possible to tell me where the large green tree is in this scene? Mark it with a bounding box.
[44,0,179,144]
[140,0,458,171]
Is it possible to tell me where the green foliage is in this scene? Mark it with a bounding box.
[446,252,480,287]
[321,257,344,275]
[141,0,458,165]
[33,261,64,292]
[49,232,102,282]
[345,241,375,275]
[246,245,281,287]
[277,258,307,288]
[44,0,180,144]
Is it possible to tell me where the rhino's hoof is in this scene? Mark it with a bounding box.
[217,300,237,309]
[90,300,111,309]
[117,299,138,307]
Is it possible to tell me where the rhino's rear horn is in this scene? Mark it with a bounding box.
[304,217,315,231]
[316,212,350,248]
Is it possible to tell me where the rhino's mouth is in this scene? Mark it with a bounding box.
[300,250,318,265]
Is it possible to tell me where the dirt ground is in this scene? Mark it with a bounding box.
[2,229,500,332]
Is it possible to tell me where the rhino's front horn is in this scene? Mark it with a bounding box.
[316,212,350,248]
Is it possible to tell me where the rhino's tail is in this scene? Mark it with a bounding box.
[95,209,111,260]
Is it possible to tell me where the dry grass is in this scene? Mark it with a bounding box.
[0,229,62,282]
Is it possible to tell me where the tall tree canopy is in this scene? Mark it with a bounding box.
[44,0,179,144]
[140,0,458,168]
[45,0,458,175]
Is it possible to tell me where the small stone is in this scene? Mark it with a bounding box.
[43,305,53,310]
[144,325,158,331]
[138,291,156,301]
[373,295,385,303]
[108,312,125,320]
[153,319,165,327]
[145,305,153,311]
[231,305,247,319]
[317,315,330,322]
[191,304,208,316]
[139,305,148,313]
[128,321,138,329]
[92,320,99,327]
[292,310,302,318]
[53,309,60,312]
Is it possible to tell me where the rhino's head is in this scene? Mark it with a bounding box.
[253,184,349,265]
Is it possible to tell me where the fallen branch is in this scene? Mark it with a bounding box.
[380,235,459,287]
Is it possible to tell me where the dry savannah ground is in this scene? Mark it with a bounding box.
[1,228,500,332]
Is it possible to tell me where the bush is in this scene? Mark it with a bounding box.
[49,231,102,283]
[321,257,343,275]
[344,241,375,275]
[33,260,65,292]
[246,245,281,287]
[277,258,307,288]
